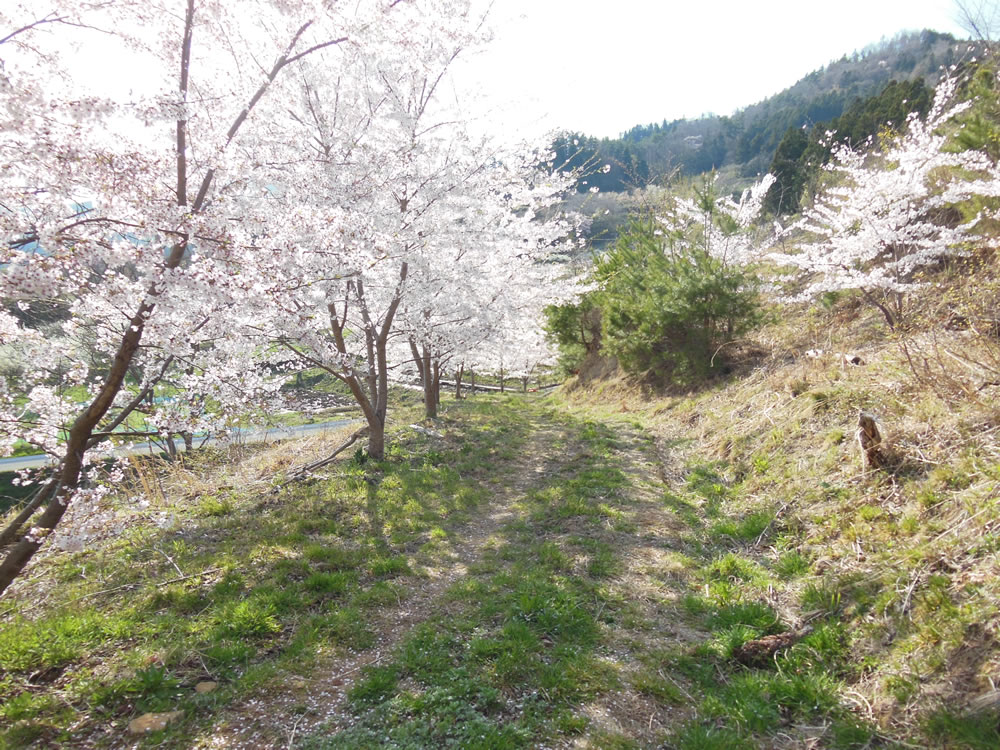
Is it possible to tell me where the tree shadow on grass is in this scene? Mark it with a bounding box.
[0,404,538,748]
[306,408,688,748]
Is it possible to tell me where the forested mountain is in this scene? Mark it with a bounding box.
[764,77,934,214]
[559,30,974,192]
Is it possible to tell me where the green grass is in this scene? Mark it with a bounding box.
[774,549,811,578]
[4,382,997,749]
[0,395,535,748]
[924,708,1000,749]
[709,509,774,542]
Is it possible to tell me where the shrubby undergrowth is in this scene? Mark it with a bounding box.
[546,176,772,383]
[593,217,764,380]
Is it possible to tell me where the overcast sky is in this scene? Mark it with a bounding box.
[452,0,969,139]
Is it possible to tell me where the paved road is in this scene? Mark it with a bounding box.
[0,418,360,473]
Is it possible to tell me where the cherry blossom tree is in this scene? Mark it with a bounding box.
[485,315,555,393]
[244,5,484,456]
[398,160,581,415]
[769,76,1000,329]
[0,0,608,599]
[250,5,579,446]
[658,173,776,267]
[0,0,401,596]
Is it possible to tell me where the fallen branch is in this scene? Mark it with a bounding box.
[281,426,369,484]
[409,424,443,438]
[732,626,812,667]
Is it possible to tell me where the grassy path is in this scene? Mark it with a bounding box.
[198,396,736,749]
[200,399,698,748]
[199,407,570,747]
[1,394,946,748]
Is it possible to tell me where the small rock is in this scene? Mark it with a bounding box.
[127,711,184,734]
[194,681,218,694]
[291,678,308,690]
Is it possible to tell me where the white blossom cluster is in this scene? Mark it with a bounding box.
[664,173,777,267]
[769,74,1000,326]
[0,0,580,579]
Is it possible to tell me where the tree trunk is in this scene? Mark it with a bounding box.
[0,303,154,595]
[303,264,407,464]
[522,376,528,392]
[366,324,389,459]
[340,367,384,461]
[860,287,897,329]
[421,345,436,419]
[182,432,194,451]
[364,263,407,459]
[366,421,385,461]
[424,378,438,418]
[0,239,189,596]
[410,338,438,419]
[433,360,441,410]
[454,363,464,399]
[409,338,425,385]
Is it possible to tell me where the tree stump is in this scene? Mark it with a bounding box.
[857,412,885,469]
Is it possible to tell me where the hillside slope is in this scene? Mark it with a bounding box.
[558,30,974,195]
[558,272,1000,747]
[2,325,998,748]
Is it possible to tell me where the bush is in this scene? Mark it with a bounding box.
[593,216,764,381]
[542,297,601,375]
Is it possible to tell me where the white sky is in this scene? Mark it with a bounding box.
[453,0,969,139]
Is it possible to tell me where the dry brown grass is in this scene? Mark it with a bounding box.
[151,425,356,504]
[559,278,1000,744]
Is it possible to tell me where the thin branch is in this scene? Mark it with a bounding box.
[86,355,176,450]
[280,425,369,484]
[0,7,117,47]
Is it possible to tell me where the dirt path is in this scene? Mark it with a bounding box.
[550,423,706,747]
[193,408,707,749]
[195,418,574,749]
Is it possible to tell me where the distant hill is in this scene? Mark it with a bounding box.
[558,30,977,192]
